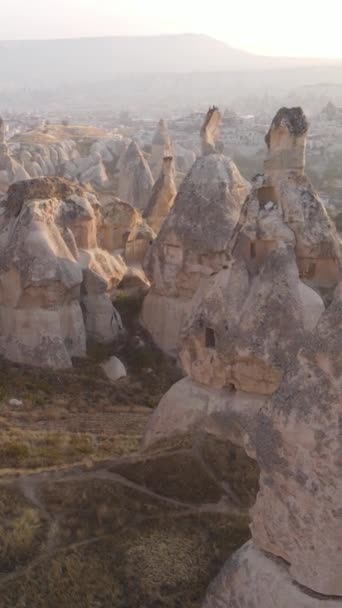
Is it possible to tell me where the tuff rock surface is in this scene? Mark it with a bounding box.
[12,126,129,192]
[118,140,155,211]
[151,119,172,179]
[141,107,249,354]
[200,106,221,156]
[0,117,30,195]
[0,177,151,368]
[144,156,177,233]
[144,107,342,607]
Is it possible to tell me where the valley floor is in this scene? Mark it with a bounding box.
[0,331,257,607]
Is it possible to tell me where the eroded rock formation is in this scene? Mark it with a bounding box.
[145,108,342,607]
[151,119,172,178]
[12,130,129,192]
[143,156,177,233]
[118,140,155,211]
[96,193,155,270]
[141,107,249,354]
[0,177,153,368]
[200,106,221,156]
[0,118,30,195]
[264,106,308,176]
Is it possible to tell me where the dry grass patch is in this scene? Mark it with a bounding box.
[0,487,46,573]
[0,427,141,471]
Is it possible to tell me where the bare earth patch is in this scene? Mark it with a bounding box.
[0,334,258,607]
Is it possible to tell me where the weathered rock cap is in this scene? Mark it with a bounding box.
[265,107,309,148]
[264,107,309,177]
[6,177,89,217]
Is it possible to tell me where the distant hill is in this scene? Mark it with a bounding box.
[0,34,340,88]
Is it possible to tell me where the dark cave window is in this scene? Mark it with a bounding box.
[300,261,316,279]
[205,327,216,348]
[307,262,316,278]
[250,242,256,259]
[257,185,278,204]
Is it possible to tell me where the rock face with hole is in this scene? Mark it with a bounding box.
[96,194,155,269]
[201,109,342,606]
[144,108,342,607]
[118,140,155,211]
[0,178,128,368]
[141,107,249,355]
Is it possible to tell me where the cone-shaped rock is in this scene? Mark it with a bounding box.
[141,108,249,355]
[151,119,172,178]
[264,106,308,177]
[118,140,154,211]
[143,156,177,233]
[0,178,127,368]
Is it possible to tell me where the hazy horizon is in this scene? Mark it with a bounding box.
[1,32,342,63]
[1,0,342,59]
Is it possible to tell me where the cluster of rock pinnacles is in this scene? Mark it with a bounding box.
[0,106,341,606]
[145,107,342,607]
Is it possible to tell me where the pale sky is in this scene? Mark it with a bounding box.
[1,0,342,58]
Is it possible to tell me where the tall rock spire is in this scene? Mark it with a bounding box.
[0,117,6,144]
[141,108,249,355]
[200,106,221,156]
[144,107,342,608]
[151,119,172,178]
[118,140,154,211]
[264,106,308,177]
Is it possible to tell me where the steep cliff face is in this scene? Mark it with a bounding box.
[180,110,340,394]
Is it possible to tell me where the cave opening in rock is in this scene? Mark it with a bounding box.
[205,327,216,348]
[257,185,278,205]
